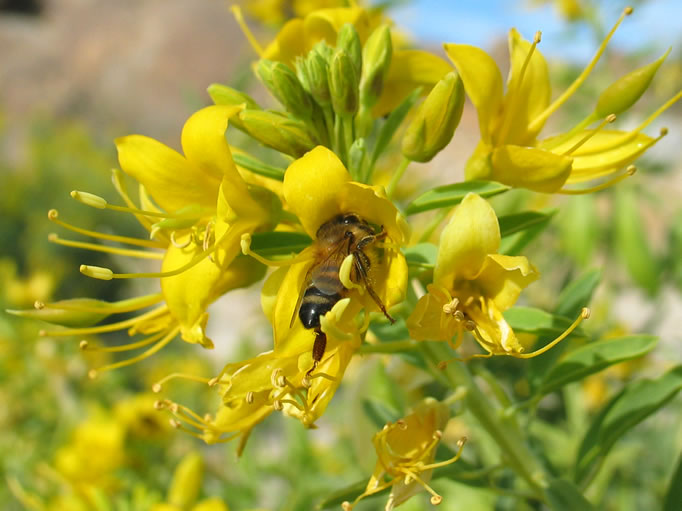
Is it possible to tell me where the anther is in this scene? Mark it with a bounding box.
[457,436,468,448]
[153,400,165,410]
[464,320,476,331]
[170,403,179,413]
[203,413,213,422]
[660,127,669,137]
[88,369,98,380]
[169,419,181,429]
[170,231,191,248]
[245,391,254,404]
[34,301,45,310]
[48,209,58,220]
[302,376,312,388]
[454,310,465,322]
[152,383,162,393]
[273,400,284,411]
[433,430,443,440]
[534,31,541,43]
[79,340,88,350]
[606,113,617,123]
[208,377,219,387]
[430,495,443,505]
[80,265,114,281]
[624,6,633,15]
[581,307,591,319]
[396,419,407,430]
[71,190,108,209]
[271,368,284,388]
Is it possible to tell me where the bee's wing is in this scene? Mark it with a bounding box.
[290,263,315,329]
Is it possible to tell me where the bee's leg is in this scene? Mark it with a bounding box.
[352,250,396,324]
[306,330,327,378]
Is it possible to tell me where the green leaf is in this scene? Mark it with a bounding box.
[499,216,551,255]
[367,87,422,177]
[614,184,660,295]
[362,399,399,429]
[406,180,509,215]
[504,307,584,338]
[403,242,437,269]
[555,269,602,319]
[557,195,599,266]
[538,335,658,396]
[575,365,682,485]
[232,153,286,181]
[663,452,682,511]
[544,479,595,511]
[249,231,311,257]
[498,209,557,238]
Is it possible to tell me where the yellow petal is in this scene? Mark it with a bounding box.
[191,498,229,511]
[406,287,457,342]
[181,105,248,199]
[435,193,500,287]
[372,49,452,117]
[497,28,550,145]
[208,389,272,440]
[490,145,572,192]
[444,43,503,144]
[115,135,220,212]
[467,297,524,355]
[304,7,371,48]
[283,146,351,237]
[475,254,539,311]
[541,130,656,183]
[262,18,307,65]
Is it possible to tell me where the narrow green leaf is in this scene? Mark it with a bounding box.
[406,180,509,215]
[575,365,682,484]
[539,335,658,396]
[614,184,660,295]
[663,452,682,511]
[402,242,437,268]
[499,217,551,255]
[362,399,399,429]
[498,209,557,238]
[367,87,422,176]
[249,231,311,257]
[555,269,602,319]
[233,153,286,181]
[545,479,595,511]
[504,307,584,338]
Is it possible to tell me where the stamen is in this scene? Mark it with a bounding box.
[398,469,442,504]
[39,304,168,337]
[37,293,163,314]
[562,114,617,155]
[515,308,590,358]
[419,437,467,471]
[80,331,165,353]
[558,165,637,194]
[245,391,254,404]
[230,5,264,57]
[152,372,212,392]
[240,233,313,267]
[529,7,634,131]
[111,168,157,236]
[71,190,199,220]
[48,233,164,260]
[170,231,192,248]
[47,209,166,248]
[87,325,179,377]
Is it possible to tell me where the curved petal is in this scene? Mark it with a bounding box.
[262,18,307,65]
[406,286,457,342]
[304,7,371,47]
[475,254,539,311]
[373,50,452,117]
[435,193,500,287]
[283,146,351,237]
[116,135,219,212]
[467,297,524,355]
[497,28,550,145]
[181,105,248,194]
[444,43,503,144]
[490,145,572,192]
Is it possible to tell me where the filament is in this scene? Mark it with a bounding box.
[561,114,616,156]
[558,166,636,194]
[240,233,313,267]
[48,209,166,248]
[516,307,590,358]
[88,325,179,377]
[40,304,168,337]
[529,7,633,131]
[152,372,212,392]
[231,5,264,56]
[79,331,164,353]
[48,233,163,260]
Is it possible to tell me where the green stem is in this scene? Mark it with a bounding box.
[359,339,419,355]
[386,156,410,199]
[323,106,335,152]
[342,115,354,166]
[420,342,548,498]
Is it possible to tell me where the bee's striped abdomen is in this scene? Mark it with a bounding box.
[299,286,342,329]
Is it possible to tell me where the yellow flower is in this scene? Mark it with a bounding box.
[342,398,465,510]
[407,194,589,359]
[445,9,680,193]
[16,105,278,376]
[233,5,451,117]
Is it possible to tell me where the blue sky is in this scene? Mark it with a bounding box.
[392,0,681,61]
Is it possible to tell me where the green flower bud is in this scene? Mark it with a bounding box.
[360,24,392,109]
[298,52,331,106]
[312,40,333,61]
[402,72,465,162]
[207,84,260,131]
[348,137,367,178]
[168,452,203,509]
[337,23,362,76]
[329,49,360,117]
[257,60,314,119]
[239,110,316,157]
[7,298,111,327]
[595,47,671,118]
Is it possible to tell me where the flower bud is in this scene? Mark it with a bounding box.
[595,47,670,118]
[336,23,362,76]
[359,24,392,109]
[257,60,314,119]
[348,137,367,178]
[239,110,316,157]
[402,72,465,162]
[168,452,203,509]
[329,49,360,117]
[298,52,331,106]
[7,298,111,327]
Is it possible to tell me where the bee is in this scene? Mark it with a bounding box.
[292,213,395,376]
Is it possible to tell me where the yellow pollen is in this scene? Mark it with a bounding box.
[79,340,88,350]
[153,400,165,410]
[33,301,45,310]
